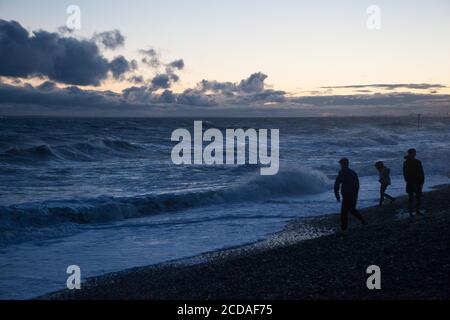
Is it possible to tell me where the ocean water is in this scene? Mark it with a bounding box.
[0,117,449,299]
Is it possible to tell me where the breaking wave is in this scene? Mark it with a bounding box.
[0,167,330,243]
[1,138,143,162]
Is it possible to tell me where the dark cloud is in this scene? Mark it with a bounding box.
[198,80,237,95]
[167,59,185,71]
[2,79,450,117]
[158,90,177,103]
[0,20,132,86]
[187,72,281,105]
[92,29,125,50]
[236,90,286,104]
[177,89,217,106]
[119,72,280,107]
[163,59,184,84]
[130,60,139,70]
[1,20,448,117]
[0,81,120,108]
[121,85,215,106]
[57,26,75,35]
[322,83,446,90]
[150,74,171,90]
[290,92,450,106]
[148,60,184,90]
[109,56,132,80]
[137,50,185,90]
[238,72,268,93]
[128,75,145,84]
[140,48,161,68]
[197,72,269,96]
[121,85,152,104]
[169,71,180,81]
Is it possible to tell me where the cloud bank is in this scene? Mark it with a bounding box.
[2,79,449,117]
[0,20,449,117]
[322,84,447,90]
[0,20,134,86]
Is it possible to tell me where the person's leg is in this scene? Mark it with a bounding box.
[384,193,395,201]
[407,184,414,217]
[350,200,366,225]
[379,184,385,206]
[383,184,395,202]
[341,199,349,231]
[416,186,423,214]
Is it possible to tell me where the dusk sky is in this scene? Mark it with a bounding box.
[1,0,450,116]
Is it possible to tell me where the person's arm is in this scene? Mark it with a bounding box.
[386,168,392,185]
[379,169,385,184]
[355,173,360,193]
[334,173,342,202]
[419,161,425,185]
[403,162,408,182]
[385,168,390,180]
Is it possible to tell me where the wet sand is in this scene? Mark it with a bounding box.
[42,185,450,300]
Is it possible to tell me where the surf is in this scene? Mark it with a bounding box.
[0,166,330,244]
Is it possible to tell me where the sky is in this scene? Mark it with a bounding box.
[1,0,450,116]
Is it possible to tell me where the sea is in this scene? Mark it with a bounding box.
[0,117,449,299]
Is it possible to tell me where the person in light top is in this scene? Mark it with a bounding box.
[375,161,396,207]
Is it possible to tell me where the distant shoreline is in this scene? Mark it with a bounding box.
[41,184,450,300]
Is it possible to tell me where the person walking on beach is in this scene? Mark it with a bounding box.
[375,161,396,207]
[334,158,366,231]
[403,148,425,217]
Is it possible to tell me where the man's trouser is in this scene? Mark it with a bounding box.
[406,183,422,214]
[341,197,364,231]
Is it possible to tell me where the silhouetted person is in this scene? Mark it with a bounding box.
[403,148,425,216]
[334,158,366,231]
[375,161,395,207]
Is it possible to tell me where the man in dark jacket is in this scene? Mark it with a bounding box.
[403,148,425,216]
[334,158,366,231]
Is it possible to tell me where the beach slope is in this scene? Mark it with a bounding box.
[43,185,450,300]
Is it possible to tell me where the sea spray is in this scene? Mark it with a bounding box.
[0,166,330,244]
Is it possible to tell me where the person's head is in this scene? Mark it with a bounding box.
[339,157,349,169]
[406,148,417,159]
[375,161,384,170]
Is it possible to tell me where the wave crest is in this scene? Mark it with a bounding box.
[1,138,143,162]
[0,167,330,242]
